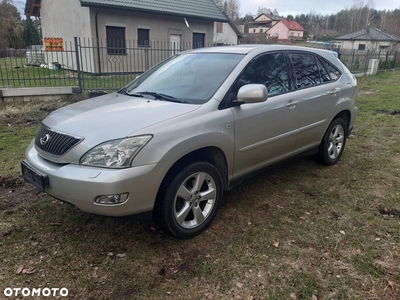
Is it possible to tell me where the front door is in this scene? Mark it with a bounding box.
[230,52,299,178]
[170,34,181,55]
[193,33,205,49]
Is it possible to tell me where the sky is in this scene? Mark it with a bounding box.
[239,0,400,17]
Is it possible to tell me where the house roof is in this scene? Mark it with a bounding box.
[336,27,400,41]
[280,20,304,31]
[80,0,229,22]
[25,0,41,17]
[253,13,284,22]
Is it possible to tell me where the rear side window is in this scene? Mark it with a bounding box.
[323,59,342,81]
[316,57,331,83]
[231,52,290,97]
[288,52,321,88]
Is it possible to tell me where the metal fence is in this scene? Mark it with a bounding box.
[338,49,399,74]
[0,37,213,92]
[1,38,399,92]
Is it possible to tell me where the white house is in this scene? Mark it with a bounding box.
[214,17,243,45]
[335,27,400,51]
[25,0,229,73]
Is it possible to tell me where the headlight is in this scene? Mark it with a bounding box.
[80,135,152,168]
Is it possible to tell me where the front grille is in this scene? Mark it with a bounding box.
[35,123,83,156]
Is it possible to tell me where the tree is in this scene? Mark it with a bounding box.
[212,0,240,21]
[0,0,22,48]
[23,17,41,47]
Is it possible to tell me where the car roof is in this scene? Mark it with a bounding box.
[185,44,338,57]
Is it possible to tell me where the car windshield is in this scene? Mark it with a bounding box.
[124,53,244,104]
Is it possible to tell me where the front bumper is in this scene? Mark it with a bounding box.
[24,140,168,217]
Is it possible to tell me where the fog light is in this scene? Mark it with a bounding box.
[95,193,129,205]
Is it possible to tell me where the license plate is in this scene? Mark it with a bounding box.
[21,161,49,192]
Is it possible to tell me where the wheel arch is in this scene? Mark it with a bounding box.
[333,110,351,136]
[158,146,229,193]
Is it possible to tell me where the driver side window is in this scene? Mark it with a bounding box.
[230,52,290,99]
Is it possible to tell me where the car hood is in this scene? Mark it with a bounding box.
[43,93,200,141]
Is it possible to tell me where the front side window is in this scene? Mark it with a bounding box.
[230,52,290,98]
[106,26,126,55]
[358,44,366,50]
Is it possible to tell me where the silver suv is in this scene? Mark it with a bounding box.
[22,45,358,238]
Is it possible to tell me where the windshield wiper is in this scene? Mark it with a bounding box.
[117,87,129,95]
[130,91,187,103]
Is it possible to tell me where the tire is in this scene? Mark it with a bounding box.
[153,162,223,239]
[314,118,348,165]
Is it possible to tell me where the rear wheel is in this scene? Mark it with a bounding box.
[314,118,348,165]
[154,162,223,239]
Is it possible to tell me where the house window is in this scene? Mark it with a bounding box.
[106,26,126,55]
[298,33,300,37]
[253,29,256,33]
[260,29,263,33]
[379,45,390,50]
[358,44,366,50]
[138,28,150,46]
[216,22,223,33]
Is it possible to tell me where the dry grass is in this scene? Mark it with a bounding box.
[1,71,400,299]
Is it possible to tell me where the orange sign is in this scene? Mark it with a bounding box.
[44,37,64,51]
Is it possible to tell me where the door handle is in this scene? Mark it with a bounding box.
[330,88,340,96]
[286,100,298,108]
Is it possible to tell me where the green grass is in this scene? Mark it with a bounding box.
[0,57,136,91]
[1,71,400,299]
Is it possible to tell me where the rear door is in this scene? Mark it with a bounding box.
[229,52,300,178]
[287,52,343,153]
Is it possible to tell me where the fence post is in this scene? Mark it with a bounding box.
[385,51,389,71]
[350,49,355,72]
[144,45,149,71]
[394,51,398,69]
[74,37,83,92]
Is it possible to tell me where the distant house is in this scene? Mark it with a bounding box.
[214,13,243,45]
[25,0,229,73]
[247,13,284,34]
[335,27,400,51]
[266,20,305,41]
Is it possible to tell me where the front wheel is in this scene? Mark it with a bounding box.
[314,118,348,165]
[154,162,223,239]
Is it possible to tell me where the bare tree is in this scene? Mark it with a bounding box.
[213,0,240,21]
[365,0,375,26]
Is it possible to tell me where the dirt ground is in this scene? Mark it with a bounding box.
[0,176,41,210]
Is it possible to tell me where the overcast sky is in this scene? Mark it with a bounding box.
[239,0,400,17]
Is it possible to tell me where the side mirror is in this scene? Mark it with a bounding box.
[237,84,268,104]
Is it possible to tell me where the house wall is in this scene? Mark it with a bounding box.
[96,9,214,44]
[39,0,216,73]
[94,8,215,73]
[40,0,95,72]
[339,40,399,51]
[214,23,238,45]
[266,22,288,39]
[288,30,303,38]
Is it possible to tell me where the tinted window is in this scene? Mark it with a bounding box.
[231,52,290,97]
[316,56,331,83]
[289,52,320,88]
[323,59,341,81]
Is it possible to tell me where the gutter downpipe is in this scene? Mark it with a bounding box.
[95,7,102,75]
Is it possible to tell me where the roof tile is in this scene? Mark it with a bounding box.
[80,0,229,22]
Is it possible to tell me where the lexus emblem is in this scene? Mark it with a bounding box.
[40,134,51,146]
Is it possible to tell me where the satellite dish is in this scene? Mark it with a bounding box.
[272,33,279,39]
